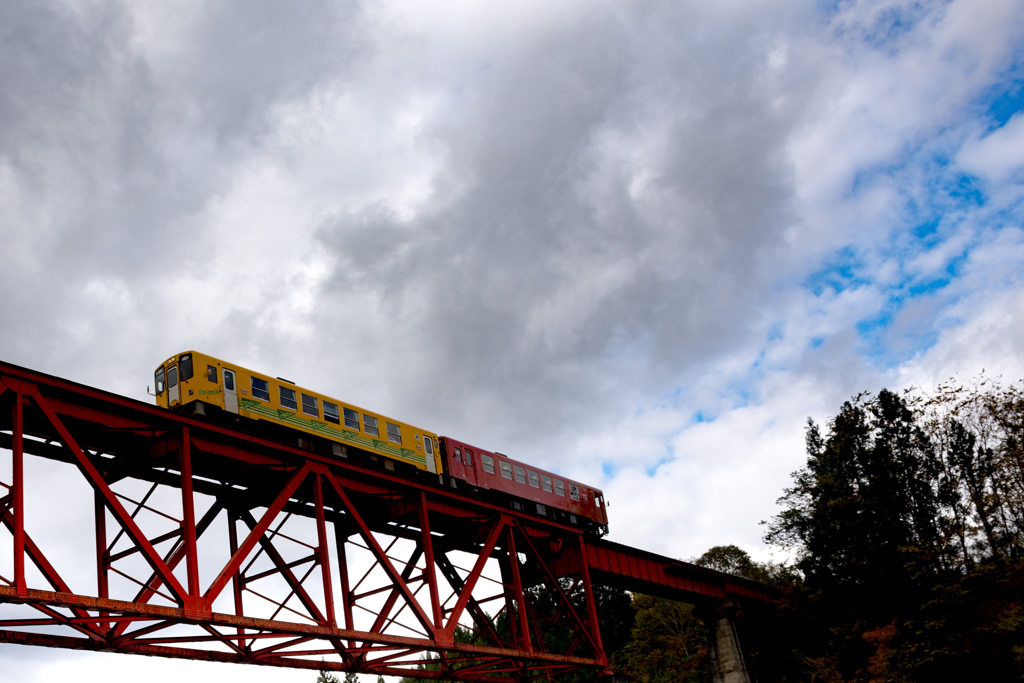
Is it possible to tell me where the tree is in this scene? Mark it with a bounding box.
[693,544,797,587]
[764,381,1024,680]
[765,389,946,619]
[615,594,707,683]
[316,671,341,683]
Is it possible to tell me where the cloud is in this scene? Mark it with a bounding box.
[3,0,1024,680]
[959,113,1024,183]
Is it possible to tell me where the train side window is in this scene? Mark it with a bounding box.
[554,479,565,497]
[302,393,319,417]
[224,371,234,391]
[386,422,402,444]
[343,408,359,430]
[541,474,553,493]
[179,354,193,381]
[363,414,379,437]
[514,465,527,485]
[528,470,540,488]
[323,401,340,424]
[570,484,580,502]
[206,365,217,383]
[251,377,270,402]
[464,450,473,467]
[481,454,495,474]
[454,448,462,463]
[154,367,166,394]
[168,366,178,388]
[279,386,297,411]
[500,460,513,480]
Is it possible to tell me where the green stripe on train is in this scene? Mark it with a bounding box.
[238,398,427,465]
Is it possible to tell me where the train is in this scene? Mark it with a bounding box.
[152,351,609,535]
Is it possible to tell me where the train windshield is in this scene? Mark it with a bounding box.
[154,367,165,394]
[179,354,193,381]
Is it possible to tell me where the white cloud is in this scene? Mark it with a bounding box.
[959,113,1024,183]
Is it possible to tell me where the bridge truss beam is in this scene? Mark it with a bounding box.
[0,369,607,681]
[0,361,772,681]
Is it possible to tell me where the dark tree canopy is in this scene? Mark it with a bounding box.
[764,379,1024,680]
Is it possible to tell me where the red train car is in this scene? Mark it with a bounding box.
[440,436,608,535]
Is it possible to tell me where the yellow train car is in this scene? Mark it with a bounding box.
[153,351,443,474]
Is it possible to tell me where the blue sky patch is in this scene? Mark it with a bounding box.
[985,78,1024,129]
[645,455,673,477]
[804,247,868,296]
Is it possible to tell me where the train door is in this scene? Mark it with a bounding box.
[424,436,437,473]
[167,365,179,406]
[222,368,238,414]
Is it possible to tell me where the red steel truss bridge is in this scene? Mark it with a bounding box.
[0,359,771,681]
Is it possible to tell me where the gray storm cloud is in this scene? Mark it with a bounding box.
[310,2,813,451]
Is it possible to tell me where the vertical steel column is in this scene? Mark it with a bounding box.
[577,535,606,666]
[95,488,109,632]
[12,392,25,596]
[312,474,336,627]
[504,526,532,653]
[497,551,520,647]
[418,492,444,631]
[178,426,200,599]
[334,524,355,648]
[227,509,245,651]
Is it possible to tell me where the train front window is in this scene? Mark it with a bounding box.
[154,367,165,394]
[481,454,495,474]
[343,408,359,430]
[363,414,379,437]
[324,401,340,424]
[179,354,193,381]
[386,422,402,444]
[500,460,513,480]
[251,377,270,402]
[514,465,527,485]
[167,366,178,388]
[464,450,473,467]
[302,393,319,417]
[279,386,297,411]
[541,474,553,493]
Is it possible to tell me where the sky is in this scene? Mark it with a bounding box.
[2,0,1024,681]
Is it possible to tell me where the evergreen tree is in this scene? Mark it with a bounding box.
[765,389,945,621]
[765,381,1024,680]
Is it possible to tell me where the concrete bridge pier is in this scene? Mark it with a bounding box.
[705,599,752,683]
